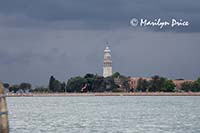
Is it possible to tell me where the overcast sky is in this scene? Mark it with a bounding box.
[0,0,200,86]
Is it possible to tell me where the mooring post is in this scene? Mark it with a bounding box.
[0,82,9,133]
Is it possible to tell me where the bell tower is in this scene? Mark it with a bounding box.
[103,46,112,77]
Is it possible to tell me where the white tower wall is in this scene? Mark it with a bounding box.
[103,46,112,77]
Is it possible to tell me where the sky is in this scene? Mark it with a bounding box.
[0,0,200,86]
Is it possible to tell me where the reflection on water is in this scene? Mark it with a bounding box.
[7,96,200,133]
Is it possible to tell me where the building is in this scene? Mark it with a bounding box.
[129,77,194,91]
[173,79,194,90]
[103,46,112,77]
[129,77,152,91]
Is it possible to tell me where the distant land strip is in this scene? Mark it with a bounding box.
[5,92,200,97]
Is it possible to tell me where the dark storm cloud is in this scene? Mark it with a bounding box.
[0,28,200,85]
[0,49,52,65]
[0,0,199,31]
[0,1,200,86]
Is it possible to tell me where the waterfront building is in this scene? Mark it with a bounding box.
[129,77,194,91]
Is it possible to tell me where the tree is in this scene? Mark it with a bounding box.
[48,76,62,92]
[19,83,32,91]
[149,75,166,92]
[179,77,200,92]
[193,78,200,92]
[33,86,50,92]
[111,72,130,92]
[162,80,175,92]
[52,80,62,92]
[84,73,95,79]
[180,82,193,92]
[136,78,149,92]
[121,77,130,92]
[61,82,66,92]
[65,73,120,93]
[92,76,106,92]
[9,85,20,93]
[84,74,119,92]
[66,76,87,92]
[84,74,96,92]
[104,77,119,92]
[49,75,55,91]
[3,83,10,89]
[111,72,121,78]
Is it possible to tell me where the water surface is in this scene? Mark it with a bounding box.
[7,96,200,133]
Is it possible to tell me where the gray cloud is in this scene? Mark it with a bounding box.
[0,27,200,85]
[0,1,200,86]
[0,0,199,31]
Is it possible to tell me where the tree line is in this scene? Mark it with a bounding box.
[135,75,200,92]
[3,83,32,93]
[136,76,175,92]
[48,73,122,93]
[2,73,200,93]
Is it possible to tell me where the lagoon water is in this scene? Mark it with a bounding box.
[7,96,200,133]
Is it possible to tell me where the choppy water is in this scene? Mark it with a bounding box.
[7,96,200,133]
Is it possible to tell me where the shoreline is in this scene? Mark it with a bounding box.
[5,92,200,97]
